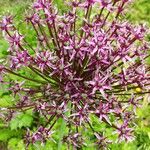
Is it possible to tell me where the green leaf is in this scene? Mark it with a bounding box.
[0,128,21,142]
[8,138,25,150]
[10,113,33,130]
[10,118,19,131]
[0,95,13,107]
[54,0,68,13]
[18,113,33,128]
[57,118,66,150]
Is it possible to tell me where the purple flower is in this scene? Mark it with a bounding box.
[93,101,111,125]
[116,122,134,142]
[6,31,24,49]
[10,50,32,69]
[26,13,41,25]
[97,0,112,10]
[88,71,111,97]
[94,132,112,149]
[0,15,13,31]
[9,81,24,96]
[25,126,54,145]
[0,0,149,148]
[33,0,51,10]
[35,51,55,72]
[63,132,85,148]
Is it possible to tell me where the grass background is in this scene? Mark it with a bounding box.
[0,0,150,149]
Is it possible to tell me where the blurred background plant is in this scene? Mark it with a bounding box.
[0,0,149,149]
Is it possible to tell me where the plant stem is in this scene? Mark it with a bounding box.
[4,68,46,84]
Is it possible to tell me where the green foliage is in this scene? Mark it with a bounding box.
[0,127,22,142]
[54,0,69,13]
[10,112,33,130]
[56,118,67,150]
[8,138,25,150]
[127,0,150,25]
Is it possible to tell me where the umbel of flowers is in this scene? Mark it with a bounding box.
[0,0,150,149]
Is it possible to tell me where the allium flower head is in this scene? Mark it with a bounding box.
[0,0,150,149]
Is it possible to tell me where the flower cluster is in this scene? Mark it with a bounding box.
[0,0,150,149]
